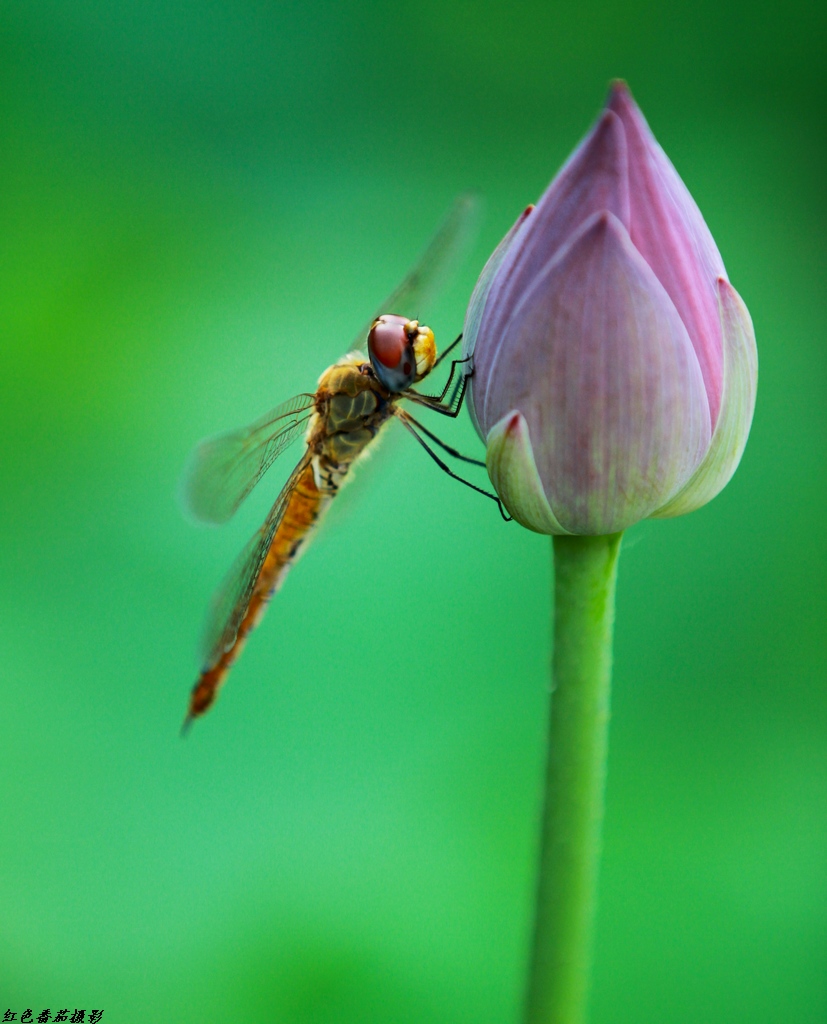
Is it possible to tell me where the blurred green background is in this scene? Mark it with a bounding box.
[1,1,825,1021]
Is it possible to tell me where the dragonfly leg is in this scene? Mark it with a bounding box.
[400,411,486,467]
[395,409,512,521]
[405,360,472,418]
[432,332,463,369]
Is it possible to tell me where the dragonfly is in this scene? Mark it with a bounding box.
[181,196,509,729]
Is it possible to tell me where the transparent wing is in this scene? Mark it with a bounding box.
[182,393,316,524]
[200,452,313,666]
[350,192,481,349]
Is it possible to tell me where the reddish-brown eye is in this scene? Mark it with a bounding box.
[368,314,409,368]
[367,314,417,392]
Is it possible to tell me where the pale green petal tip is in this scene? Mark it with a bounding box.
[486,411,572,535]
[652,279,757,519]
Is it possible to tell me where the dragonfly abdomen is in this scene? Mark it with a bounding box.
[186,460,330,722]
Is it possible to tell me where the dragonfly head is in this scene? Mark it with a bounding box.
[367,314,436,392]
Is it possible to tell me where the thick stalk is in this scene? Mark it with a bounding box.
[524,533,622,1024]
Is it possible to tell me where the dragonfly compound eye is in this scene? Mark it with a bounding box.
[368,314,417,392]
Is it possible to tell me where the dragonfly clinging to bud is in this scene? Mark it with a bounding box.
[181,196,509,730]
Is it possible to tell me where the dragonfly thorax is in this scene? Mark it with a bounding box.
[367,314,436,393]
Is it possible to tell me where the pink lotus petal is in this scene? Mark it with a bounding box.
[607,82,726,425]
[463,204,534,437]
[475,110,631,427]
[483,212,711,534]
[652,278,758,517]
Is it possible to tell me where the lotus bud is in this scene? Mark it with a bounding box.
[464,82,757,535]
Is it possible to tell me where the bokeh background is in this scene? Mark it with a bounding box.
[1,1,825,1021]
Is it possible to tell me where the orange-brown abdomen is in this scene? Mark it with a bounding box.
[186,460,326,723]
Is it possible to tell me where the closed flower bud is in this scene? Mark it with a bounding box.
[464,83,757,535]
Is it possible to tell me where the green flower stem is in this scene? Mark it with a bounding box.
[524,533,623,1024]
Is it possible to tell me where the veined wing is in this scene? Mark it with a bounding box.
[182,394,316,524]
[351,193,481,348]
[200,452,313,666]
